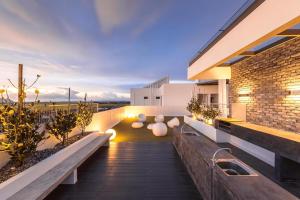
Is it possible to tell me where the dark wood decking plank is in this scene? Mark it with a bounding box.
[45,118,201,200]
[45,142,201,200]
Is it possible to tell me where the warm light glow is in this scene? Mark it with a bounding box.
[106,129,117,140]
[286,84,300,102]
[192,113,197,120]
[288,85,300,95]
[238,87,251,103]
[125,112,136,118]
[238,87,251,95]
[206,119,213,125]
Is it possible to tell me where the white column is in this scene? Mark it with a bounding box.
[62,169,78,184]
[218,79,228,117]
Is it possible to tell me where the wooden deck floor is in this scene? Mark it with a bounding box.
[45,117,202,200]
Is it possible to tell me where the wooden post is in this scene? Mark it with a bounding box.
[18,64,24,113]
[68,87,71,114]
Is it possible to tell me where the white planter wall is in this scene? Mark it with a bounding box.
[184,115,228,143]
[0,132,105,200]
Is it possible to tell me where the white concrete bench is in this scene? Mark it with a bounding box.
[0,132,111,200]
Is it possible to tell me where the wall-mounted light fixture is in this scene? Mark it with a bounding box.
[286,84,300,102]
[289,89,300,95]
[238,87,251,103]
[238,93,250,97]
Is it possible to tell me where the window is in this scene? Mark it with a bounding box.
[144,96,148,99]
[156,96,161,99]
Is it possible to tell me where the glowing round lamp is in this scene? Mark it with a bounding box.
[106,129,117,140]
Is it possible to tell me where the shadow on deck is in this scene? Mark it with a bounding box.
[45,117,202,200]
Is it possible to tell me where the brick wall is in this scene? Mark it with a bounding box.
[230,37,300,133]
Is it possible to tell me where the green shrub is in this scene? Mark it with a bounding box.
[186,96,204,116]
[77,102,93,135]
[202,106,221,120]
[46,111,77,146]
[0,105,48,166]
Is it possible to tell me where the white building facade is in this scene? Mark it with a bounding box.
[130,77,222,112]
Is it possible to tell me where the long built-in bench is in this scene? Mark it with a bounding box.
[0,132,111,200]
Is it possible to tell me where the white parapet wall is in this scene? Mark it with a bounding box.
[184,115,275,167]
[124,106,190,117]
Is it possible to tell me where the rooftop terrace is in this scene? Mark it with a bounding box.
[45,117,202,200]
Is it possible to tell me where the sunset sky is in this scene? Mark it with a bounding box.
[0,0,247,101]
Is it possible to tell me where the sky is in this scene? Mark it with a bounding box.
[0,0,247,102]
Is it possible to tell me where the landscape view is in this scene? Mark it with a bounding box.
[0,1,299,200]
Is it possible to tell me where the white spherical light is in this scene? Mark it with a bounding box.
[167,117,180,128]
[147,123,154,130]
[138,114,146,122]
[131,122,144,128]
[152,122,168,137]
[106,129,117,140]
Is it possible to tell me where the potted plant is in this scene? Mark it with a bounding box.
[77,102,93,136]
[202,105,221,125]
[187,96,204,120]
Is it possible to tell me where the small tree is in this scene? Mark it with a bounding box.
[187,96,203,116]
[0,104,48,166]
[77,102,93,135]
[202,105,221,120]
[46,111,77,146]
[0,67,46,166]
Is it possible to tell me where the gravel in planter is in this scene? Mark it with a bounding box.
[0,132,92,184]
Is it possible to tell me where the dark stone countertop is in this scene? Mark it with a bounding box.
[173,126,299,200]
[215,118,300,163]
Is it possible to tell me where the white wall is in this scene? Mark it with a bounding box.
[124,105,189,117]
[131,83,219,111]
[160,84,195,107]
[130,88,161,106]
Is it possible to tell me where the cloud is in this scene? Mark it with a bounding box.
[94,0,140,34]
[131,1,170,37]
[94,0,169,35]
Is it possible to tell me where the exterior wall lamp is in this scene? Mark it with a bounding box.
[238,93,250,97]
[289,90,300,95]
[238,87,251,103]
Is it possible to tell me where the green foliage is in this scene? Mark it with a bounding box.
[46,111,77,146]
[0,105,48,165]
[77,102,93,135]
[187,96,221,121]
[186,96,204,115]
[202,105,221,120]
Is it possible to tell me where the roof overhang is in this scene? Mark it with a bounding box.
[188,0,300,80]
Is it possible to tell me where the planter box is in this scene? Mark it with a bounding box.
[184,116,275,166]
[0,132,111,200]
[184,115,229,143]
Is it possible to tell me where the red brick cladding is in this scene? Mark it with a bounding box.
[229,37,300,133]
